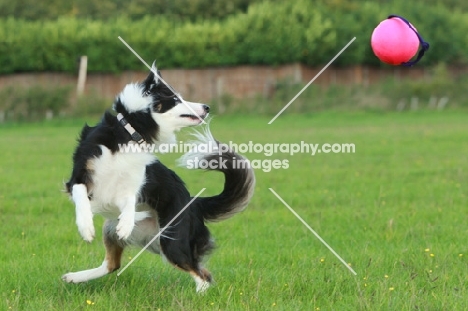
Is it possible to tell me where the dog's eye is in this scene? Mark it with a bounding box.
[174,96,180,103]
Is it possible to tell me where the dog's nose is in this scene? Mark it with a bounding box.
[203,105,210,113]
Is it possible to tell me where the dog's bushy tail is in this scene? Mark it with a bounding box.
[177,124,255,221]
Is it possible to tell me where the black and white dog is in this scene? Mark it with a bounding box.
[62,65,255,292]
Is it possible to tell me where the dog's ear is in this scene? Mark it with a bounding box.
[151,61,161,85]
[142,61,161,95]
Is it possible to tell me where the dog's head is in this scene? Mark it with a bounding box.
[143,64,210,127]
[116,63,209,142]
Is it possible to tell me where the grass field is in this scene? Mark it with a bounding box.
[1,111,468,310]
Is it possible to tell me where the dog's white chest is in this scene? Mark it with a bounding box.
[87,145,155,215]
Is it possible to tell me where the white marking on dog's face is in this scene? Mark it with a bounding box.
[153,101,208,143]
[152,99,209,141]
[118,84,153,113]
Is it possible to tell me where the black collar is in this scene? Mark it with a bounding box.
[116,113,146,144]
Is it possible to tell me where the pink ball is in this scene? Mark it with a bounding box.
[371,17,420,65]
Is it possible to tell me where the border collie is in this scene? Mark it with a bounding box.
[62,65,255,292]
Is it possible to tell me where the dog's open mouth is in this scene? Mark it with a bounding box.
[180,114,205,121]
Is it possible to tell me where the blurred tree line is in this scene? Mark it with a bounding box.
[0,0,467,73]
[0,0,255,21]
[2,0,467,21]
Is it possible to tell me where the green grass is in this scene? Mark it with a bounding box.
[1,111,468,310]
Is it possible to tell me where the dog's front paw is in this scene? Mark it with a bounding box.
[116,214,135,240]
[78,225,95,242]
[76,214,95,242]
[134,211,151,222]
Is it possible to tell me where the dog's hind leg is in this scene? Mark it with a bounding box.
[160,237,213,293]
[190,268,212,293]
[71,184,95,242]
[62,220,124,283]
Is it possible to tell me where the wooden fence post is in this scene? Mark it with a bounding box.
[77,56,88,96]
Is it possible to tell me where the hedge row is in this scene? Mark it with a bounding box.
[1,0,467,73]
